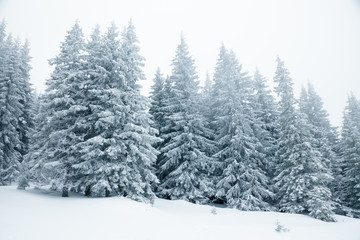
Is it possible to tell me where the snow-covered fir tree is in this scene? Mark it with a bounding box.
[70,21,159,202]
[299,83,342,206]
[63,24,109,197]
[0,25,20,185]
[17,40,34,159]
[15,40,35,190]
[203,72,212,95]
[340,94,360,210]
[251,68,278,181]
[0,23,33,185]
[25,22,87,196]
[149,68,168,183]
[211,45,274,210]
[199,72,213,124]
[198,72,215,159]
[154,75,175,185]
[157,36,215,203]
[18,92,44,189]
[273,57,335,221]
[299,83,337,142]
[2,17,357,221]
[115,20,159,201]
[149,67,166,134]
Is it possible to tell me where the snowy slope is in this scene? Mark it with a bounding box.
[0,186,359,240]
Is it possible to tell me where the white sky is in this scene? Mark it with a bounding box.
[1,0,360,127]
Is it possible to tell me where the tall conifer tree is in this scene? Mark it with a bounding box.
[299,83,341,205]
[211,46,274,210]
[340,94,360,211]
[26,22,86,196]
[149,68,165,133]
[0,28,28,185]
[157,36,214,203]
[273,57,334,221]
[251,69,278,180]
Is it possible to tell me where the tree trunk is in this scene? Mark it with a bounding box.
[85,185,91,196]
[62,186,69,197]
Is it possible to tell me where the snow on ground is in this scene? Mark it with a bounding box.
[0,186,359,240]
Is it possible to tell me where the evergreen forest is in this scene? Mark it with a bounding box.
[1,20,360,222]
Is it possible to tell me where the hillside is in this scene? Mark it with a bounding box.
[0,186,359,240]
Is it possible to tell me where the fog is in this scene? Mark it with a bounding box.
[1,0,360,126]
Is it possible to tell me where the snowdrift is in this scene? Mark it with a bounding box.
[0,186,359,240]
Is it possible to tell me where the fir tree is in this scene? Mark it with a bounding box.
[149,68,165,133]
[211,46,274,210]
[299,83,341,206]
[0,24,34,187]
[19,93,44,189]
[27,22,87,196]
[71,22,130,198]
[340,94,360,210]
[15,40,35,190]
[273,57,335,221]
[17,40,34,159]
[65,24,108,196]
[0,32,23,185]
[299,83,333,135]
[199,72,213,123]
[115,20,159,201]
[70,22,159,202]
[154,75,175,186]
[251,68,278,180]
[157,36,215,203]
[203,72,212,95]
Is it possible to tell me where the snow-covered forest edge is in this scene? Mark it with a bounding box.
[1,19,360,226]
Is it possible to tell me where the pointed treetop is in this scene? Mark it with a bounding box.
[253,67,261,80]
[106,21,119,41]
[69,20,83,37]
[14,36,21,48]
[150,67,164,97]
[5,33,13,45]
[219,43,227,59]
[49,21,85,67]
[90,24,101,40]
[253,68,268,88]
[180,31,185,43]
[203,71,212,94]
[23,39,30,49]
[176,33,190,56]
[300,84,307,98]
[128,18,134,30]
[120,20,145,86]
[0,19,6,42]
[171,35,198,96]
[20,39,31,62]
[153,67,164,84]
[155,67,162,77]
[274,56,294,98]
[63,21,84,47]
[345,92,360,118]
[122,18,139,44]
[164,75,172,89]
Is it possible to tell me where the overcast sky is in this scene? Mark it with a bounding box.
[1,0,360,126]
